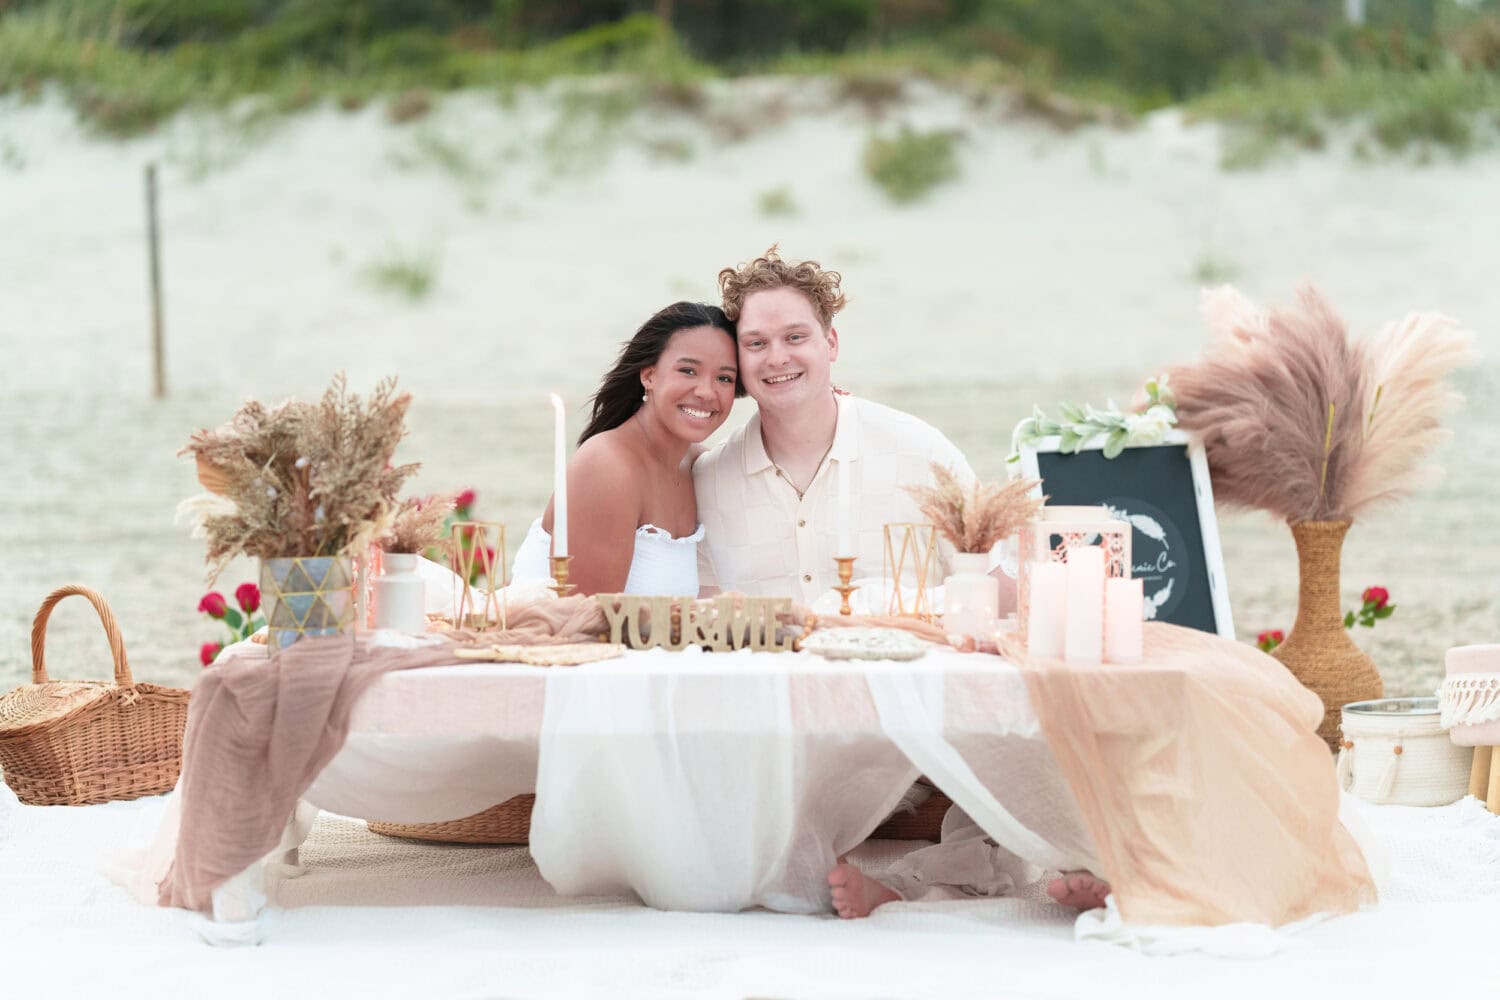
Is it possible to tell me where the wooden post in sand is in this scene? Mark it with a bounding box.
[145,163,166,399]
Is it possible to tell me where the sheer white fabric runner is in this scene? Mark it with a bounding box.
[530,649,923,913]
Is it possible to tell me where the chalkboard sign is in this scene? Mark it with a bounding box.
[1017,430,1233,638]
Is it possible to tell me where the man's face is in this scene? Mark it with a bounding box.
[736,286,839,415]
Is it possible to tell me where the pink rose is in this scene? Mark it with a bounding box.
[455,488,476,511]
[235,582,260,613]
[1362,586,1389,609]
[200,642,222,666]
[198,592,228,619]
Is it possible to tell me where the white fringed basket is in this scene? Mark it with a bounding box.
[1338,698,1471,807]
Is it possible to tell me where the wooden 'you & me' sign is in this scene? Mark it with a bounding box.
[597,595,798,652]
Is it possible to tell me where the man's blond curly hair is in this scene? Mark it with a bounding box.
[717,245,847,330]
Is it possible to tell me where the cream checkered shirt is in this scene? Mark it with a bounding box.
[693,394,973,604]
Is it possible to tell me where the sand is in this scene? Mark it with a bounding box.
[1,79,1496,694]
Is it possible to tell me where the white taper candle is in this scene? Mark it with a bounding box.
[550,392,568,557]
[837,458,853,556]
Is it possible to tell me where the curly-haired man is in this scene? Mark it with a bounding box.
[694,246,983,605]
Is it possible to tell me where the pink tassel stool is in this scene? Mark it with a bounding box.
[1439,644,1500,813]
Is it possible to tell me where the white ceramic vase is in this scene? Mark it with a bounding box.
[373,552,426,634]
[942,552,998,640]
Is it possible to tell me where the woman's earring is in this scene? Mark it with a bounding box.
[642,388,650,402]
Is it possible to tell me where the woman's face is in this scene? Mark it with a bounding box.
[640,325,738,443]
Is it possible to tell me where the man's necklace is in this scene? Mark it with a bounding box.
[772,439,834,501]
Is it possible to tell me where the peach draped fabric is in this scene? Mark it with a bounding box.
[1016,623,1377,927]
[159,597,610,912]
[158,633,459,911]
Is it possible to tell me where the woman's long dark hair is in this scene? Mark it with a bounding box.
[579,302,742,445]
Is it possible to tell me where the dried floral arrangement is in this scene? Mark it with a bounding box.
[180,374,419,579]
[903,463,1046,554]
[384,493,458,554]
[1166,285,1475,523]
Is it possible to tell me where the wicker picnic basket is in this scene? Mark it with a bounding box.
[367,790,953,845]
[0,585,191,806]
[369,795,535,844]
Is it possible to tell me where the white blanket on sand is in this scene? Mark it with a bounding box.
[2,782,1498,998]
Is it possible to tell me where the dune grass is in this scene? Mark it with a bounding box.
[1192,65,1500,167]
[4,4,1497,167]
[0,9,713,137]
[863,126,961,204]
[365,246,440,300]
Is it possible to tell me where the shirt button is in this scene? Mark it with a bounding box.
[803,574,812,583]
[798,519,806,527]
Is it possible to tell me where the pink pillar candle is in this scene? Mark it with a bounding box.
[1104,577,1144,664]
[1025,560,1067,659]
[1063,544,1105,664]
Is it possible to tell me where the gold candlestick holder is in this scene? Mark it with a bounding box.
[833,556,859,615]
[549,555,576,598]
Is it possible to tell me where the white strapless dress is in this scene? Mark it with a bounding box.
[510,518,705,595]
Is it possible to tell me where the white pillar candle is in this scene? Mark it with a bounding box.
[1063,544,1105,664]
[1105,577,1145,664]
[549,393,568,557]
[1025,560,1067,659]
[836,458,853,556]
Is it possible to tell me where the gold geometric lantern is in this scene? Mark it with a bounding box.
[882,521,940,621]
[451,521,507,631]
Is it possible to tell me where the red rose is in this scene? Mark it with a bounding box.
[198,592,228,619]
[1362,586,1389,609]
[455,488,476,511]
[200,642,223,666]
[1272,630,1284,643]
[235,582,261,613]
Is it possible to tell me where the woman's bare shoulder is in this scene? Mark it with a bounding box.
[570,429,644,488]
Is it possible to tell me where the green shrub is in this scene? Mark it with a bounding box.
[366,246,440,300]
[862,126,960,204]
[757,186,798,217]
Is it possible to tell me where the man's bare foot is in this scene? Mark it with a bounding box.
[828,863,901,919]
[1047,871,1110,910]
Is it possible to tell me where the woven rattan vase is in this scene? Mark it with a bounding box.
[1271,520,1383,750]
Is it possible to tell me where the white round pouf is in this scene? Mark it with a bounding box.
[1338,698,1471,807]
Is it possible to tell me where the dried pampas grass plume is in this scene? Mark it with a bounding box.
[1167,285,1474,523]
[384,493,458,554]
[903,463,1045,554]
[1346,312,1476,515]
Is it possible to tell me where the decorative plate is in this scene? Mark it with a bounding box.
[799,627,929,662]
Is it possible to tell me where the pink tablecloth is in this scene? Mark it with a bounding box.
[156,623,1374,931]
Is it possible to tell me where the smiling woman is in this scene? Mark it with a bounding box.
[509,302,742,595]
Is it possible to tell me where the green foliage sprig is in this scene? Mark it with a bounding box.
[1009,374,1178,463]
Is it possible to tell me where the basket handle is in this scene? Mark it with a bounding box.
[30,584,133,687]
